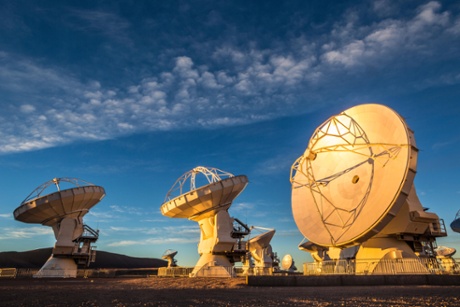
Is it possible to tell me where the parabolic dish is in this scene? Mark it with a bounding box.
[435,246,456,257]
[161,175,248,221]
[281,254,294,270]
[291,104,417,247]
[162,249,178,259]
[248,229,275,251]
[14,178,105,226]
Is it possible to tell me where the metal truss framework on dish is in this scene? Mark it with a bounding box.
[291,104,450,275]
[160,166,277,277]
[13,178,105,278]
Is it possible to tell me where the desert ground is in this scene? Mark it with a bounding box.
[0,277,459,306]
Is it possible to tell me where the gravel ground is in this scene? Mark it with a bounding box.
[1,277,459,306]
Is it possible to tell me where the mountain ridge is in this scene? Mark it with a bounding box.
[0,248,167,269]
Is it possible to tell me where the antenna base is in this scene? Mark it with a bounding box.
[34,256,77,278]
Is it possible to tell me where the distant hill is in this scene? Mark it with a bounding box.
[0,248,167,269]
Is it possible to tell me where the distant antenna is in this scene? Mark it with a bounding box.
[435,246,456,258]
[248,228,276,273]
[13,177,105,278]
[162,249,178,268]
[281,254,297,272]
[160,166,248,277]
[435,246,458,273]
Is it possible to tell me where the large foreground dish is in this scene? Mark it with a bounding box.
[291,104,446,274]
[291,103,415,247]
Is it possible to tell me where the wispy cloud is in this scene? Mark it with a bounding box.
[231,202,255,213]
[87,210,115,220]
[68,9,132,45]
[107,225,198,236]
[254,154,295,176]
[107,236,196,247]
[0,226,53,240]
[109,205,146,215]
[140,218,169,223]
[0,1,458,154]
[0,213,12,219]
[87,203,159,221]
[432,136,460,150]
[322,1,451,68]
[106,225,199,247]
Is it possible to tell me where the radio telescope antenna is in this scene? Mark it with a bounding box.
[281,254,297,272]
[162,249,178,268]
[14,177,105,278]
[291,104,447,274]
[248,227,276,274]
[435,246,458,273]
[161,166,248,277]
[435,246,456,258]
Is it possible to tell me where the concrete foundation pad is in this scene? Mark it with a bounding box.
[247,275,460,287]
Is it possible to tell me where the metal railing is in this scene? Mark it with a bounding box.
[157,266,275,277]
[0,268,17,278]
[158,267,194,277]
[303,258,460,275]
[7,258,457,278]
[14,268,40,278]
[1,268,159,278]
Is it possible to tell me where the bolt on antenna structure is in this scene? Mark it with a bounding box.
[160,166,250,277]
[14,178,105,278]
[291,104,447,274]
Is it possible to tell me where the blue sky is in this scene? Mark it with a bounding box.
[0,0,460,267]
